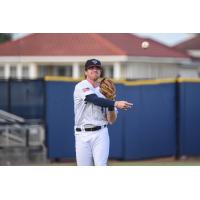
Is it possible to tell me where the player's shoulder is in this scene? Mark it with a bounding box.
[75,80,90,89]
[75,80,90,88]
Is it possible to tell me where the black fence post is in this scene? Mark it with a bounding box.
[8,78,11,113]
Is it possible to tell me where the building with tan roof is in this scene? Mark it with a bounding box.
[0,33,196,80]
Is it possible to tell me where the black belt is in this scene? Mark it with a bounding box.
[76,125,107,132]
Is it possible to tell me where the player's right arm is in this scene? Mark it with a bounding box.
[76,81,133,110]
[85,94,133,110]
[106,107,117,124]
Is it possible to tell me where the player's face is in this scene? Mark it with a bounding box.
[85,66,102,81]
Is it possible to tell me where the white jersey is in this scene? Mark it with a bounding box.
[74,79,110,128]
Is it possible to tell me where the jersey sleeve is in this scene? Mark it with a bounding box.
[76,82,95,100]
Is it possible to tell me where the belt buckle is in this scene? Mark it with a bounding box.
[101,125,106,129]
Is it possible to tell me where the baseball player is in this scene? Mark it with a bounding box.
[73,59,133,166]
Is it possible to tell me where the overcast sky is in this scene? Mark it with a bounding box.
[13,33,195,46]
[135,33,194,46]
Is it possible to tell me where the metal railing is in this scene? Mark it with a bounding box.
[0,109,45,148]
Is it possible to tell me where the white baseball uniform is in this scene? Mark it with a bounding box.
[73,79,117,166]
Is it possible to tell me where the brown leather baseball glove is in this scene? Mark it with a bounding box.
[99,78,116,100]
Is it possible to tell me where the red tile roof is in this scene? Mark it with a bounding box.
[0,33,189,58]
[174,35,200,51]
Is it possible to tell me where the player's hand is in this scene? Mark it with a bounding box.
[114,101,133,110]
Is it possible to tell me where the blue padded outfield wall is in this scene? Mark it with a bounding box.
[0,77,200,160]
[10,79,45,119]
[1,78,200,160]
[178,79,200,156]
[0,79,45,119]
[121,82,177,160]
[45,77,178,160]
[45,80,77,159]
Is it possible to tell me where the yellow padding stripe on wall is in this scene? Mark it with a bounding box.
[45,76,200,86]
[45,76,82,82]
[121,78,177,86]
[177,77,200,83]
[45,76,177,85]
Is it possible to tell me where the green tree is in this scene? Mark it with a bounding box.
[0,33,12,44]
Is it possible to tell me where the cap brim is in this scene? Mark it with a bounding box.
[85,65,102,69]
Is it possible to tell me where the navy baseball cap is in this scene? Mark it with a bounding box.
[85,59,102,70]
